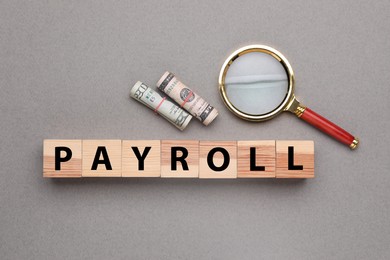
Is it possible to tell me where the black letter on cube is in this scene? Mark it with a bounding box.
[288,146,303,170]
[207,147,230,172]
[91,146,112,170]
[171,147,189,171]
[55,147,72,170]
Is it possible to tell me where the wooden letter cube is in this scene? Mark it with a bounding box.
[276,140,314,178]
[199,141,237,179]
[161,140,199,178]
[237,140,276,178]
[43,139,82,178]
[82,140,122,177]
[122,140,160,177]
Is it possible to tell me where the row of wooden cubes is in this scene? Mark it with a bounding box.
[43,140,314,178]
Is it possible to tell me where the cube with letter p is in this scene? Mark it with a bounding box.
[43,139,82,178]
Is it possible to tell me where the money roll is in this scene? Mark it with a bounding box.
[156,72,218,126]
[130,81,192,131]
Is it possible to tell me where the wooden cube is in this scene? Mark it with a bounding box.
[82,140,122,177]
[43,139,82,178]
[161,140,199,178]
[199,141,237,179]
[122,140,161,177]
[237,140,276,178]
[276,140,314,178]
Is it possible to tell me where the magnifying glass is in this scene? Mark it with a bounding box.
[219,45,359,149]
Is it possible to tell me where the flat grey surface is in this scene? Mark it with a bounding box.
[1,1,389,259]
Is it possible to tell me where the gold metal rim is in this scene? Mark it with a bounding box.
[218,45,295,121]
[350,138,359,149]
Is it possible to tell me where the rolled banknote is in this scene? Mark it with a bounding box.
[130,81,192,131]
[156,72,218,126]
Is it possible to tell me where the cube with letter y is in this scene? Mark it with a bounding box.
[276,140,314,178]
[82,140,122,177]
[43,139,82,178]
[199,141,237,179]
[122,140,161,177]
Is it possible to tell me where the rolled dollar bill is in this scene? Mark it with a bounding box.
[130,81,192,131]
[156,72,218,126]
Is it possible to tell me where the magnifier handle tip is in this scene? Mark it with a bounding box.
[299,107,358,149]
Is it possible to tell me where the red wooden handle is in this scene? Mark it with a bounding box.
[300,107,358,149]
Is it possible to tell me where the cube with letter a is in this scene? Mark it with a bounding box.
[82,140,122,177]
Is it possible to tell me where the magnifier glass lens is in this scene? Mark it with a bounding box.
[225,52,289,115]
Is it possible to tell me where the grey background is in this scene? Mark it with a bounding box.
[1,1,389,259]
